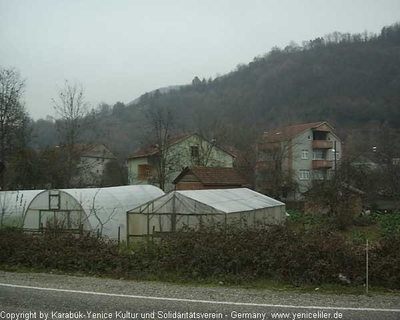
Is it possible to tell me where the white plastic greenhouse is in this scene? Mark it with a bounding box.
[126,188,286,242]
[0,185,165,240]
[0,190,44,227]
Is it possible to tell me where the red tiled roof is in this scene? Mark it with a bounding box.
[167,133,192,145]
[223,146,240,157]
[128,145,159,159]
[127,133,192,159]
[173,166,248,186]
[262,121,327,142]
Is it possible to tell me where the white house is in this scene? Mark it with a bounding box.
[75,143,117,187]
[127,133,235,191]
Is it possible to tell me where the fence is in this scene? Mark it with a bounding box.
[22,223,90,236]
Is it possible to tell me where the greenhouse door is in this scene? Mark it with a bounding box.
[39,210,76,229]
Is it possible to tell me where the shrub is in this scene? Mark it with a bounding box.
[0,229,120,276]
[1,224,399,289]
[371,211,400,238]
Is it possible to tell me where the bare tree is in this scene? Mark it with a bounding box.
[102,158,127,187]
[196,139,218,166]
[193,116,234,166]
[52,81,92,187]
[0,67,29,189]
[144,106,177,190]
[256,132,298,200]
[141,107,236,190]
[89,189,119,237]
[307,167,364,230]
[372,125,400,201]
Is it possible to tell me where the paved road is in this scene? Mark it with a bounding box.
[0,271,399,320]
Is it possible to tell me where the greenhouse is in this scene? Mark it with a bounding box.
[0,185,165,240]
[126,188,286,242]
[0,189,44,227]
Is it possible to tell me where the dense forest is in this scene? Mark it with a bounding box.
[30,22,400,157]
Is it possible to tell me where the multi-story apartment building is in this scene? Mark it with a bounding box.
[256,121,342,200]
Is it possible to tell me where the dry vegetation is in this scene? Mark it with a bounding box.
[1,212,400,290]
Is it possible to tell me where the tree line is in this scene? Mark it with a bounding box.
[3,21,400,190]
[0,71,126,190]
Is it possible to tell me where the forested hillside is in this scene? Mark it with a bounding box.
[31,22,400,156]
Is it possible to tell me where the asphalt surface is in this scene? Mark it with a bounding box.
[0,271,399,320]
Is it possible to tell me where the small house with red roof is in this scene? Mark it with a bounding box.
[173,166,250,190]
[127,133,235,191]
[257,121,342,200]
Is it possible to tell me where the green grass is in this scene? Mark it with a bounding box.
[346,225,381,242]
[287,210,400,242]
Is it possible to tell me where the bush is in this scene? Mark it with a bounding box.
[352,216,377,227]
[287,210,325,227]
[0,229,121,276]
[151,224,365,285]
[1,224,400,289]
[371,211,400,238]
[369,235,400,288]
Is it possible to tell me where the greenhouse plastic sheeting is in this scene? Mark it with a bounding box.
[54,185,164,239]
[3,185,164,240]
[178,188,285,213]
[0,190,44,227]
[127,188,286,240]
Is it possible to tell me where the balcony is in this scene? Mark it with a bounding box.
[312,160,333,169]
[312,140,333,149]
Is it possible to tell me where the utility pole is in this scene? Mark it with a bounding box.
[366,239,369,295]
[334,140,337,176]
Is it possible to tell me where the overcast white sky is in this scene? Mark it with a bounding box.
[1,0,399,119]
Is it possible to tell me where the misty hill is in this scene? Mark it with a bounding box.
[31,22,400,156]
[126,85,183,107]
[129,23,400,143]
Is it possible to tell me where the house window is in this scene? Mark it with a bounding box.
[312,170,325,180]
[190,146,199,158]
[392,158,400,165]
[334,151,340,160]
[301,149,308,160]
[138,164,153,180]
[299,169,310,180]
[307,136,311,140]
[313,150,326,160]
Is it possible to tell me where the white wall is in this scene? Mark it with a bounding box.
[128,134,234,191]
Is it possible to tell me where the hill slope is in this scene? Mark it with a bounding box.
[119,23,400,149]
[32,22,400,155]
